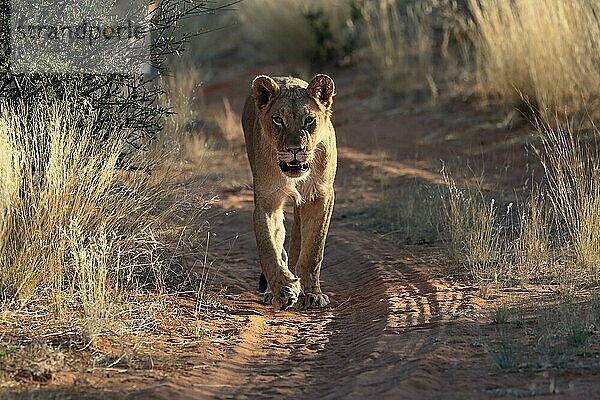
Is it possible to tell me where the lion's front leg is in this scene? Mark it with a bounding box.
[253,202,300,310]
[295,193,334,309]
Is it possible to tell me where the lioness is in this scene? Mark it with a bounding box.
[242,74,337,310]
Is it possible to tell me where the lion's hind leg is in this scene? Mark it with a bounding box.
[258,272,268,293]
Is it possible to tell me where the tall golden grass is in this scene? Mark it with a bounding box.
[158,65,202,157]
[515,193,548,285]
[158,64,243,162]
[362,0,472,100]
[539,122,600,274]
[469,0,600,119]
[356,0,600,116]
[0,103,204,335]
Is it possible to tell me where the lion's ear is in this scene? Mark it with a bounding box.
[251,75,280,109]
[307,74,335,110]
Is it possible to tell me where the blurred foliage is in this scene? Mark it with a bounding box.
[303,1,364,69]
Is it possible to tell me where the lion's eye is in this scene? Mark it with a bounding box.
[304,116,316,127]
[272,116,284,126]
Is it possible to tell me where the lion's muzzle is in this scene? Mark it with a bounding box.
[277,148,310,176]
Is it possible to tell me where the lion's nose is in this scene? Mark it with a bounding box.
[286,146,304,154]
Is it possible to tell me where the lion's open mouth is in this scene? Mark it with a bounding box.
[279,161,310,174]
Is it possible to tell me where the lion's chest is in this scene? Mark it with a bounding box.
[284,173,325,205]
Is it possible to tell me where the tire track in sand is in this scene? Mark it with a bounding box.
[179,202,479,399]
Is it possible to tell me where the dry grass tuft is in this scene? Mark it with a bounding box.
[374,177,445,245]
[362,0,472,101]
[212,97,243,146]
[514,193,549,285]
[539,121,600,276]
[442,170,505,296]
[440,121,600,294]
[469,0,600,120]
[0,102,209,339]
[159,65,243,164]
[486,296,600,371]
[158,65,202,158]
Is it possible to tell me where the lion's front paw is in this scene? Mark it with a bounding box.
[268,278,301,310]
[298,292,330,309]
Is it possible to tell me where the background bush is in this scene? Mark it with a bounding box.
[0,0,216,161]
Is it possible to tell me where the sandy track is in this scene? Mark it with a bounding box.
[140,157,488,399]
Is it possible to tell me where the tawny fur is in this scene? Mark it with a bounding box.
[242,74,337,310]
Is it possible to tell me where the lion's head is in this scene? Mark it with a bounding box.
[251,74,335,178]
